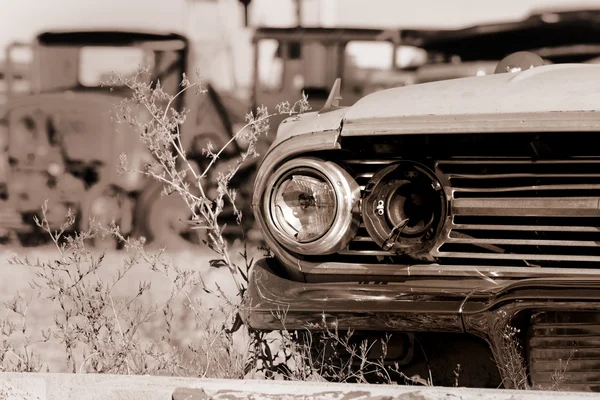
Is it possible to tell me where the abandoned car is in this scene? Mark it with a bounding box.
[404,8,600,83]
[0,30,249,248]
[242,52,600,390]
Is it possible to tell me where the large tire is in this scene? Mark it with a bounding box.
[135,155,253,250]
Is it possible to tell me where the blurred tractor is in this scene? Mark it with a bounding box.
[0,30,250,249]
[251,27,420,136]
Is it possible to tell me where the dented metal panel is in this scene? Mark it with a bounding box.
[271,107,347,147]
[341,65,600,136]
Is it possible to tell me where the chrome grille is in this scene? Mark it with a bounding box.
[434,159,600,264]
[529,311,600,392]
[336,158,600,266]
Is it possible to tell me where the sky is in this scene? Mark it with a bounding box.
[2,0,600,89]
[5,0,600,46]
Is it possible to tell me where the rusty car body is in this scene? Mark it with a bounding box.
[251,26,420,138]
[404,8,600,83]
[242,54,600,390]
[0,30,246,247]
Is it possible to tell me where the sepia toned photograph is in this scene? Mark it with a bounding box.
[3,0,600,398]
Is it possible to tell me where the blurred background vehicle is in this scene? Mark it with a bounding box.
[0,30,251,249]
[251,26,421,134]
[0,58,31,105]
[402,8,600,83]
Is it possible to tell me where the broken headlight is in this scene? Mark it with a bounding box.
[362,161,446,255]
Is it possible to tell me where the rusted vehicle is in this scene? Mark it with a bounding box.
[242,52,600,390]
[251,26,420,136]
[0,30,245,247]
[404,8,600,83]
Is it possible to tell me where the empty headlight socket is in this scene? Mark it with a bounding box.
[362,161,446,255]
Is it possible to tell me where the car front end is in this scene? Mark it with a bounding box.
[243,59,600,390]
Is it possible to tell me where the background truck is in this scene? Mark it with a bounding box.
[0,30,251,249]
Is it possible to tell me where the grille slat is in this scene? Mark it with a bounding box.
[531,372,600,384]
[438,159,600,165]
[453,198,600,217]
[453,184,600,193]
[338,249,393,256]
[446,237,600,247]
[430,251,600,262]
[454,224,600,232]
[450,173,600,179]
[532,383,600,391]
[435,159,600,266]
[528,311,600,391]
[534,325,600,334]
[531,347,600,357]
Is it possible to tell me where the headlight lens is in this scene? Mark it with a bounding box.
[263,157,361,255]
[272,172,336,242]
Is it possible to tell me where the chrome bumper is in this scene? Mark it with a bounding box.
[241,258,600,389]
[242,258,600,332]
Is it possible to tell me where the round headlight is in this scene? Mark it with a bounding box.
[272,170,336,242]
[265,157,360,255]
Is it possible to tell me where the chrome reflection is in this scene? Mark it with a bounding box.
[264,157,360,255]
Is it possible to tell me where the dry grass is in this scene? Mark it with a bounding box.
[0,236,412,383]
[0,242,245,374]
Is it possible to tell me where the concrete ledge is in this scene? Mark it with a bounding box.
[1,373,599,400]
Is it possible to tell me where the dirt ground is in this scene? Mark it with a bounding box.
[0,242,251,372]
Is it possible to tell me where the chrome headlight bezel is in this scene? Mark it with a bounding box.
[263,157,360,255]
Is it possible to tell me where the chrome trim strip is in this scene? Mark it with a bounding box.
[432,251,600,262]
[453,224,600,232]
[446,237,600,247]
[453,197,600,217]
[342,112,600,136]
[303,262,600,278]
[454,184,600,193]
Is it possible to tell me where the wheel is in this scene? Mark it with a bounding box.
[135,154,253,250]
[80,183,134,250]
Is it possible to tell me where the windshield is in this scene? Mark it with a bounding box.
[257,39,284,92]
[36,39,186,95]
[256,37,427,94]
[343,41,426,93]
[79,46,154,86]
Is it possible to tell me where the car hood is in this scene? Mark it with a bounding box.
[271,107,348,147]
[341,64,600,136]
